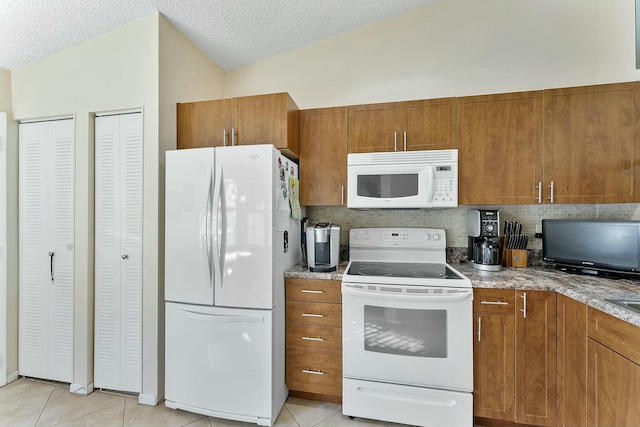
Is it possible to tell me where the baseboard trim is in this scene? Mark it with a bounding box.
[6,370,18,384]
[138,393,158,406]
[70,382,94,395]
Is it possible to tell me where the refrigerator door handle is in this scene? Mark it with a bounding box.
[176,308,264,323]
[205,168,213,287]
[212,163,224,289]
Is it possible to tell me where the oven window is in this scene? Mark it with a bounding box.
[363,306,447,358]
[357,174,418,198]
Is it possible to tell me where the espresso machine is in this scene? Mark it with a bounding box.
[467,209,502,271]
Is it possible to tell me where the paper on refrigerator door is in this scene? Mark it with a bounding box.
[288,176,301,220]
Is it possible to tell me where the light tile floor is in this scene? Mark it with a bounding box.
[0,378,485,427]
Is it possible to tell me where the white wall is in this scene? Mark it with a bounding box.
[0,67,17,385]
[12,14,160,396]
[225,0,640,108]
[11,11,224,401]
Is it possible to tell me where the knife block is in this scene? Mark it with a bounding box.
[505,249,528,268]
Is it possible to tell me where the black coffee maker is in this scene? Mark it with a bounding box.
[467,209,502,271]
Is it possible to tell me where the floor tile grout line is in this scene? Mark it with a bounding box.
[33,386,55,427]
[283,404,300,427]
[45,399,126,427]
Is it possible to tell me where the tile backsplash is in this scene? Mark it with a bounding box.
[306,203,640,250]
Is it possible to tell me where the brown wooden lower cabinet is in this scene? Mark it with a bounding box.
[285,278,342,403]
[473,289,556,427]
[556,294,587,427]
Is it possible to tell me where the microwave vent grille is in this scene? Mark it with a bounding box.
[348,149,457,165]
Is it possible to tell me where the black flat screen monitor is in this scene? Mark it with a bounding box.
[542,219,640,276]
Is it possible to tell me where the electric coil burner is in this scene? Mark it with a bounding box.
[341,228,473,427]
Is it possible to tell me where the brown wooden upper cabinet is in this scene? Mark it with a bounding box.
[543,82,640,204]
[299,107,348,206]
[347,98,457,153]
[177,92,300,160]
[458,91,543,205]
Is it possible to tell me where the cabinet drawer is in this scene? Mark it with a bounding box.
[286,301,342,327]
[474,289,515,315]
[286,279,341,303]
[588,306,640,365]
[286,348,342,396]
[286,324,341,352]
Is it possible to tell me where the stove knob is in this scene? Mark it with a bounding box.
[433,233,442,241]
[423,233,431,240]
[353,233,361,240]
[364,233,370,240]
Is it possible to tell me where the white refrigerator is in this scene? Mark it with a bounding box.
[164,145,301,426]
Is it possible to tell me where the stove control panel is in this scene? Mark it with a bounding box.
[350,228,446,249]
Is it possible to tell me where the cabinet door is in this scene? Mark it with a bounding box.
[473,313,515,420]
[231,93,298,152]
[300,107,347,206]
[177,99,231,149]
[458,91,543,205]
[543,82,640,203]
[557,294,587,427]
[348,102,404,153]
[587,339,640,427]
[405,98,457,151]
[515,290,557,427]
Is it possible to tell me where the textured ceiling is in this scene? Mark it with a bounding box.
[0,0,437,71]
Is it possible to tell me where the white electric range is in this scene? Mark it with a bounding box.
[341,228,473,427]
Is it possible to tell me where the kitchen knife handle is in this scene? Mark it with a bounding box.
[536,181,542,204]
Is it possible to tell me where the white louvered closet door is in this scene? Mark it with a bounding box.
[19,119,74,383]
[95,112,142,393]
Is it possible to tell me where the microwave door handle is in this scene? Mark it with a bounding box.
[427,166,434,203]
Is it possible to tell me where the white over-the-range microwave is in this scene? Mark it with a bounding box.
[347,149,458,209]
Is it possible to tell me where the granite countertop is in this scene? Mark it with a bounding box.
[286,261,640,327]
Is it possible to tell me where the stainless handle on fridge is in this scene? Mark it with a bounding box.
[302,369,324,375]
[48,251,54,282]
[205,169,214,287]
[212,163,223,289]
[536,181,542,204]
[520,292,527,318]
[302,336,324,342]
[477,317,482,342]
[403,131,407,151]
[394,132,397,151]
[480,300,508,306]
[548,181,554,203]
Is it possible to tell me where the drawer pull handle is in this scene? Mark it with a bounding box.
[302,369,324,375]
[301,289,324,294]
[302,336,324,342]
[302,313,324,318]
[480,300,509,306]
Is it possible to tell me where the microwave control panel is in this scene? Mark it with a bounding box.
[433,165,457,205]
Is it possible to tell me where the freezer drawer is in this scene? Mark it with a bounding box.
[165,302,274,423]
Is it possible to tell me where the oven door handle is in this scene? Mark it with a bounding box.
[342,285,473,302]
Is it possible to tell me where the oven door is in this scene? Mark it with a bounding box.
[342,283,473,392]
